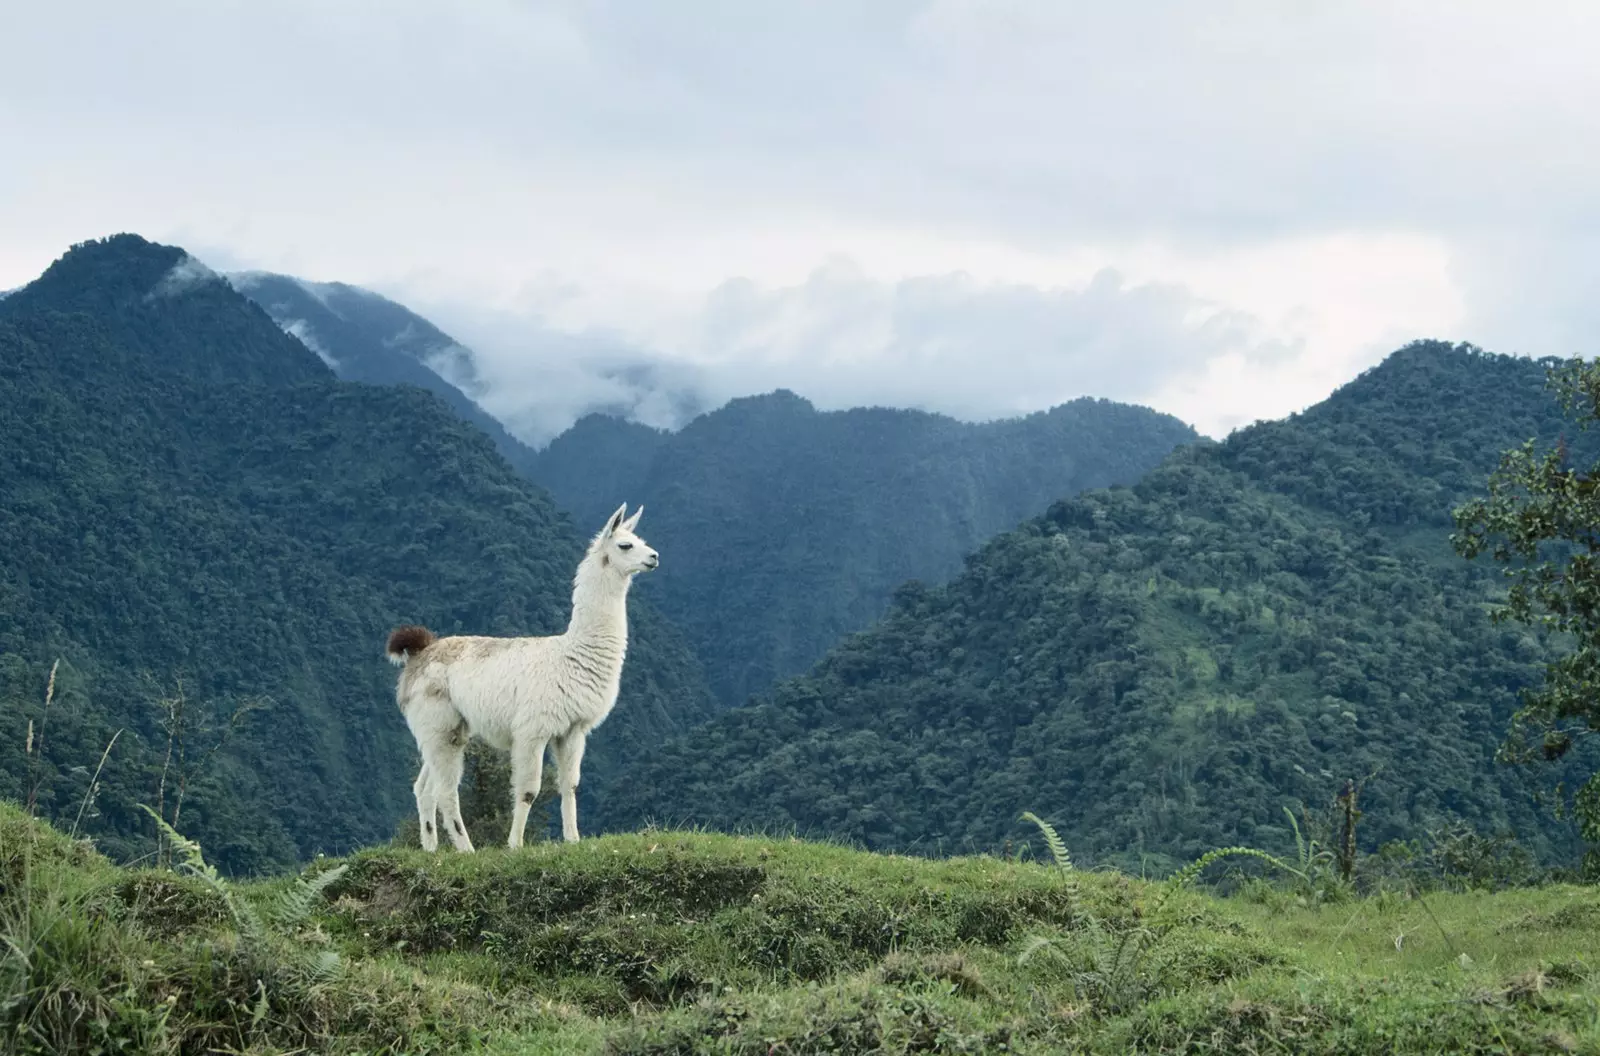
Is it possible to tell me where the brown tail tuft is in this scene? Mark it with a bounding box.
[386,625,436,666]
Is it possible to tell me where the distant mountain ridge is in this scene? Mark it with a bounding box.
[231,270,1202,711]
[529,389,1201,708]
[595,341,1596,867]
[231,272,539,476]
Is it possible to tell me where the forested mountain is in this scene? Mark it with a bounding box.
[231,272,538,476]
[597,342,1595,868]
[530,393,1200,707]
[222,271,1199,711]
[0,234,715,873]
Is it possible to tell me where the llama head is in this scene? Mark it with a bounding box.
[590,503,659,577]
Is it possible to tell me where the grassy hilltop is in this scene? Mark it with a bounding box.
[5,801,1599,1055]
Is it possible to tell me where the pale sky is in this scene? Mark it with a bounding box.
[5,1,1599,441]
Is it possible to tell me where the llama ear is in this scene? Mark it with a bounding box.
[622,505,643,531]
[604,503,628,536]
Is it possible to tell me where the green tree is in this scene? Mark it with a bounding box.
[1453,357,1600,867]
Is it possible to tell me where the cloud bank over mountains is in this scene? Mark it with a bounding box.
[5,2,1599,437]
[409,258,1306,443]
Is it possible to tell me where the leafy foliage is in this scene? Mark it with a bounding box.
[602,342,1597,868]
[1453,356,1600,868]
[531,390,1199,709]
[0,235,715,872]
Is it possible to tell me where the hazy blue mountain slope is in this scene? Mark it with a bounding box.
[530,390,1201,707]
[232,272,537,475]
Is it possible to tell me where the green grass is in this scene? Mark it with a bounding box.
[3,800,1599,1054]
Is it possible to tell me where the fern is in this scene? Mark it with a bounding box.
[1020,811,1072,875]
[140,805,345,988]
[1145,844,1308,946]
[1171,844,1305,902]
[141,805,265,945]
[263,861,349,933]
[1014,932,1062,966]
[1019,811,1083,920]
[1284,806,1309,871]
[1015,807,1314,1016]
[303,949,343,985]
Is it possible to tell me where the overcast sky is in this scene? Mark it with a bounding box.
[5,1,1599,440]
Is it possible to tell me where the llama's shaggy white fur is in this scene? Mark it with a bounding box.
[386,503,658,851]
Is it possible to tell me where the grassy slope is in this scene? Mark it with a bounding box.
[5,802,1599,1055]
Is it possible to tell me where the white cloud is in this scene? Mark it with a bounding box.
[406,243,1461,441]
[279,318,338,369]
[0,0,1593,436]
[148,253,219,299]
[406,299,713,444]
[681,262,1285,417]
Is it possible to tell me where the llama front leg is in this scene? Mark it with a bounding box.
[413,762,439,852]
[554,730,588,843]
[508,735,550,849]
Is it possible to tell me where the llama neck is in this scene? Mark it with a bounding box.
[565,557,632,650]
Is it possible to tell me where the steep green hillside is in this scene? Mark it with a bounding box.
[232,272,539,476]
[7,802,1600,1055]
[0,235,714,873]
[530,412,670,525]
[531,391,1199,708]
[599,343,1594,867]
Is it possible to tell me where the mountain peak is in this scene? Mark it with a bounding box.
[18,233,198,309]
[1296,339,1560,429]
[718,389,818,417]
[0,233,327,387]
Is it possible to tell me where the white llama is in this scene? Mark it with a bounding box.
[386,503,659,851]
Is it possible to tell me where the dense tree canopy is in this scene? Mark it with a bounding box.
[598,343,1596,870]
[531,391,1199,709]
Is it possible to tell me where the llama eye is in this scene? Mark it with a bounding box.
[617,542,633,550]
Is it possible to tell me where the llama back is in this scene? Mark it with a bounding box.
[439,636,601,743]
[390,632,581,743]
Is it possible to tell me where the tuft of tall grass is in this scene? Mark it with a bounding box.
[1016,810,1303,1014]
[22,660,59,818]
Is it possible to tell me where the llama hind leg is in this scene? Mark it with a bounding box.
[507,735,550,849]
[434,739,475,853]
[413,762,440,852]
[553,730,588,843]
